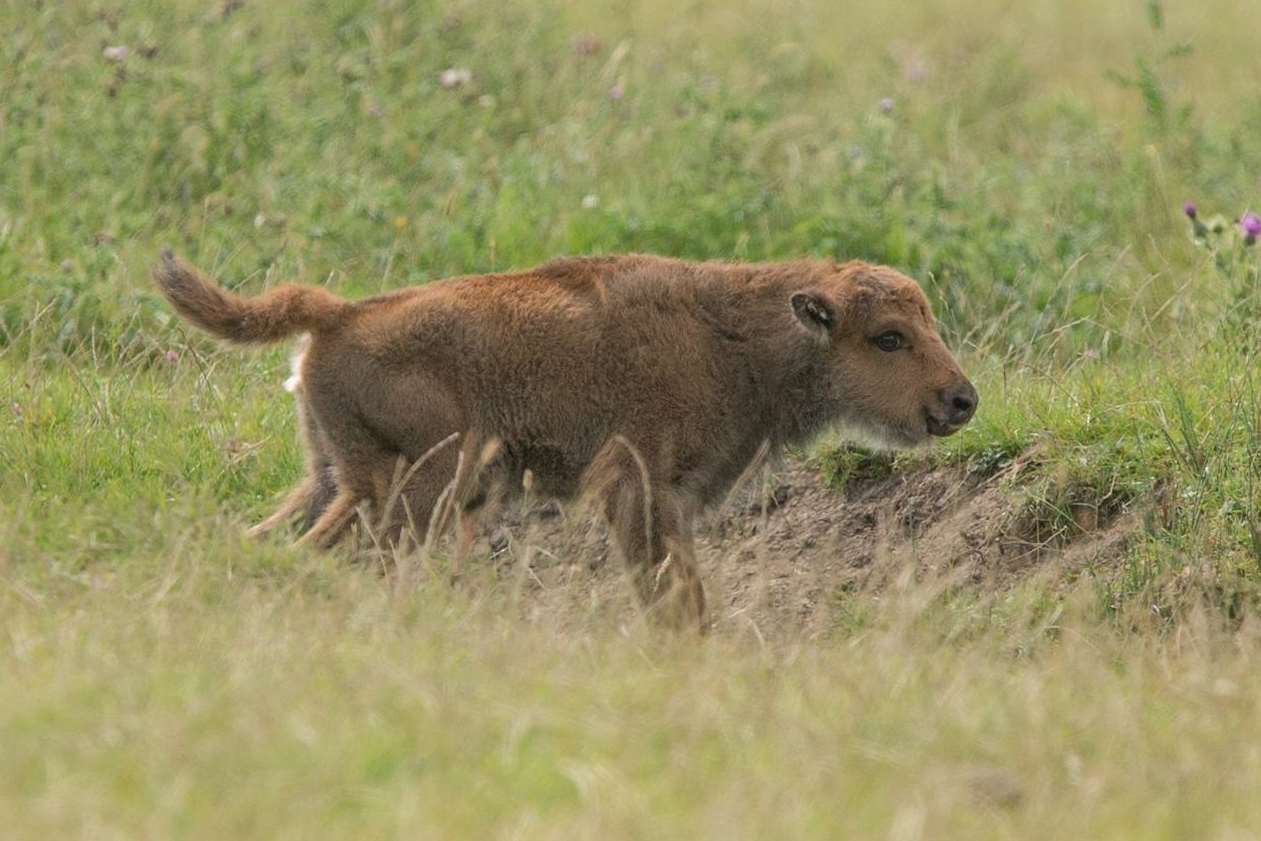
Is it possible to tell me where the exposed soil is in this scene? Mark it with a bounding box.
[448,454,1138,639]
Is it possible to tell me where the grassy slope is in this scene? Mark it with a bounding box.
[4,0,1261,837]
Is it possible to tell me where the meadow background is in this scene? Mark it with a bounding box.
[4,0,1261,837]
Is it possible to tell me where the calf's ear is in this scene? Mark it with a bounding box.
[791,292,835,336]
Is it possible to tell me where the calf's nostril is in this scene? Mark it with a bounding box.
[942,382,978,424]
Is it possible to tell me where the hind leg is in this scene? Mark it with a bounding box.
[291,437,410,550]
[300,465,338,533]
[298,435,467,554]
[297,461,409,552]
[298,360,477,553]
[293,379,340,535]
[252,366,341,539]
[420,433,506,567]
[249,473,324,538]
[354,434,468,551]
[288,414,401,550]
[295,486,364,549]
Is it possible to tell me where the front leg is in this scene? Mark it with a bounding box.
[597,450,706,632]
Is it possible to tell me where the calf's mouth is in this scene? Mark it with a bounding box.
[924,410,964,438]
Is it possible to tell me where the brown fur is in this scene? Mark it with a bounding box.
[153,250,977,630]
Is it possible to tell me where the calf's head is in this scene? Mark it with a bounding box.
[791,261,977,448]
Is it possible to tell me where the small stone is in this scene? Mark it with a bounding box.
[440,67,471,89]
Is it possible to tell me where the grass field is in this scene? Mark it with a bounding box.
[5,0,1261,837]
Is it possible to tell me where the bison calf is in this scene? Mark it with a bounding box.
[154,251,976,630]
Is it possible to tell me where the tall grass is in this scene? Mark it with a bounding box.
[5,546,1261,839]
[3,0,1258,364]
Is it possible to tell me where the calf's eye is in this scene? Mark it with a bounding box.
[873,331,904,352]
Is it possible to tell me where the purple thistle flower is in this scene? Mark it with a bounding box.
[165,350,179,364]
[1243,213,1261,244]
[608,83,624,102]
[1183,201,1197,219]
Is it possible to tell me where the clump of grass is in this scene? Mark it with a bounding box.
[816,442,900,491]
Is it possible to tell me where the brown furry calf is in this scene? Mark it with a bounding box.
[154,251,977,629]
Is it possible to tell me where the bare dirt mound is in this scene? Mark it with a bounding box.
[468,455,1137,639]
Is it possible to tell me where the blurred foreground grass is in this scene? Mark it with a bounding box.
[6,547,1261,839]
